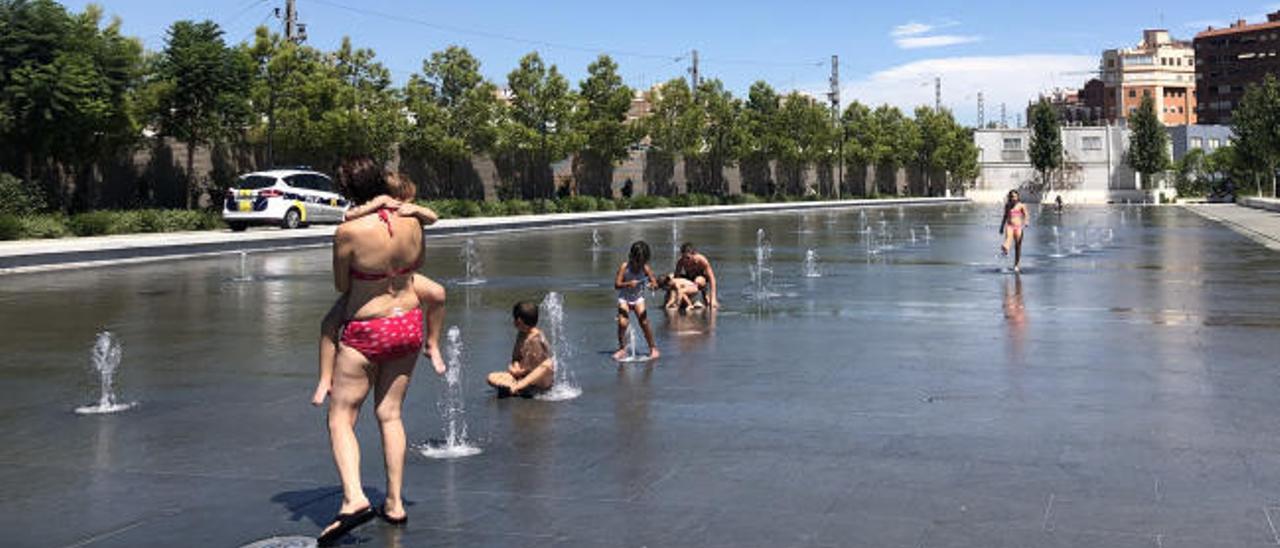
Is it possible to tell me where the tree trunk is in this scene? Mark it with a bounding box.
[23,151,33,189]
[186,142,196,210]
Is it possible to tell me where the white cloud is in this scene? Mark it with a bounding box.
[890,19,976,49]
[835,54,1097,125]
[891,22,933,37]
[895,35,982,49]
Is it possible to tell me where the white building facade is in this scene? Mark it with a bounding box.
[971,126,1173,204]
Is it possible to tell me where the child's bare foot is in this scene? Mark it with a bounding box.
[648,348,661,359]
[612,347,628,360]
[1000,246,1008,256]
[425,345,446,375]
[693,301,705,309]
[310,382,330,407]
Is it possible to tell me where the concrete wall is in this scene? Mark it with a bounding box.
[64,140,943,210]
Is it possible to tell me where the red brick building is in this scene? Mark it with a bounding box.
[1194,11,1280,124]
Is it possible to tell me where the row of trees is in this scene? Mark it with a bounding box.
[1,0,979,211]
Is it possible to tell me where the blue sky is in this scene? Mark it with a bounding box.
[65,0,1280,124]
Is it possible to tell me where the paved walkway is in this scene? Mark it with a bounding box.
[0,197,964,274]
[1183,202,1280,252]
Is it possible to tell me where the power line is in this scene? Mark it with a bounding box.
[307,0,824,69]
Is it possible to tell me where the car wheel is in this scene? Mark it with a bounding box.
[282,209,301,229]
[229,221,248,232]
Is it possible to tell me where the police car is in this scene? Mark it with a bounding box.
[222,169,348,231]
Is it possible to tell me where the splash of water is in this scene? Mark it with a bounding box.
[803,248,821,278]
[746,228,777,301]
[1069,230,1081,255]
[536,292,582,401]
[590,229,604,252]
[923,225,932,241]
[418,327,482,459]
[910,228,918,245]
[457,238,487,286]
[1049,226,1066,258]
[670,222,680,263]
[75,331,136,415]
[234,251,252,282]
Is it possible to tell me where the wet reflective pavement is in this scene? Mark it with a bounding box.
[3,204,1280,547]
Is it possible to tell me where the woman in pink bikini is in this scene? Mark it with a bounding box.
[318,157,427,544]
[1000,190,1030,273]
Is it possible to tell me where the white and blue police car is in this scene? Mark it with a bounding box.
[222,169,348,231]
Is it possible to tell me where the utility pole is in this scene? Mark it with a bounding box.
[829,54,841,199]
[934,76,941,113]
[977,91,985,128]
[1000,103,1008,128]
[283,0,306,44]
[689,49,700,89]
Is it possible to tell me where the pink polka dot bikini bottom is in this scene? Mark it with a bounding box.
[341,307,424,363]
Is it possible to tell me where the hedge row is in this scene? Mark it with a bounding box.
[419,192,799,219]
[0,210,224,240]
[0,193,866,240]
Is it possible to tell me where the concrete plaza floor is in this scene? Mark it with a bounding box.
[2,203,1280,547]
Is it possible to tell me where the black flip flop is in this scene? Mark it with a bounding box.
[317,505,375,545]
[378,505,408,526]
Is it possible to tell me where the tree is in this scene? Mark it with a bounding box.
[403,45,500,198]
[941,124,979,194]
[1173,147,1209,197]
[841,101,875,194]
[691,79,741,195]
[154,20,250,208]
[740,81,780,195]
[646,78,699,158]
[0,0,144,210]
[775,92,834,195]
[865,105,918,195]
[499,52,579,199]
[1126,95,1169,191]
[575,54,635,196]
[1028,98,1063,193]
[913,106,955,196]
[1231,74,1280,197]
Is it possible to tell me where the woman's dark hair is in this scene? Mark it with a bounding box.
[628,240,651,267]
[336,156,414,205]
[513,301,539,327]
[1003,190,1019,217]
[679,242,695,255]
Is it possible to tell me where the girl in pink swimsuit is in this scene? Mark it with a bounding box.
[1000,190,1030,273]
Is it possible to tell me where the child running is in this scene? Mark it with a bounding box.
[658,273,704,311]
[312,193,447,407]
[999,189,1030,273]
[486,301,555,397]
[614,241,660,360]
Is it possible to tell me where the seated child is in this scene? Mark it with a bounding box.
[659,273,704,310]
[486,301,555,397]
[312,194,447,407]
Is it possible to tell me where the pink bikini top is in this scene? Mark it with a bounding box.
[349,208,421,281]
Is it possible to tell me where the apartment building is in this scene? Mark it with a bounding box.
[1194,11,1280,124]
[1101,30,1198,125]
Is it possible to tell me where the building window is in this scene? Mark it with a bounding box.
[1082,136,1103,150]
[1107,59,1116,68]
[1209,139,1222,149]
[1191,137,1203,149]
[1003,138,1023,151]
[1128,89,1137,98]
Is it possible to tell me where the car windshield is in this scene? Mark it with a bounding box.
[235,175,278,190]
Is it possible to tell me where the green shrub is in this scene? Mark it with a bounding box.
[457,201,483,218]
[0,214,20,240]
[503,199,534,216]
[562,195,600,212]
[669,194,692,207]
[18,214,70,239]
[532,199,560,214]
[631,195,670,209]
[729,193,764,205]
[596,198,617,211]
[478,200,507,217]
[613,198,632,210]
[0,172,47,215]
[69,211,122,236]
